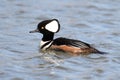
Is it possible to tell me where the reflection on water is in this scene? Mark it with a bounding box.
[0,0,120,80]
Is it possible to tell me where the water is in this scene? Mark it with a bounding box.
[0,0,120,80]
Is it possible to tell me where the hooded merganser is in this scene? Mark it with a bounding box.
[30,19,105,56]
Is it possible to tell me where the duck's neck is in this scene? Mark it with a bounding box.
[40,33,54,50]
[42,33,54,41]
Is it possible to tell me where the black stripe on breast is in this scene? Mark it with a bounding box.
[41,41,52,49]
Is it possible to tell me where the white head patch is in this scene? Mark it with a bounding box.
[45,20,59,33]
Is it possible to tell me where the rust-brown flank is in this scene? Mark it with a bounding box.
[51,45,99,56]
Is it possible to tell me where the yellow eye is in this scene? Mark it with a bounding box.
[41,27,44,29]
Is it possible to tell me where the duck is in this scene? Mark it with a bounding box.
[29,19,105,56]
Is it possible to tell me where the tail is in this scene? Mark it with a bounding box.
[91,48,108,54]
[97,51,108,54]
[80,47,108,54]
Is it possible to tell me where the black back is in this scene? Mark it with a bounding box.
[53,37,91,48]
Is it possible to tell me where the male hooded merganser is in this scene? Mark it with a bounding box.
[30,19,105,56]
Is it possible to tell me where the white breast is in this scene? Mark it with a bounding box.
[40,40,53,51]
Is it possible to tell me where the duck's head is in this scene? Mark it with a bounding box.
[29,19,60,34]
